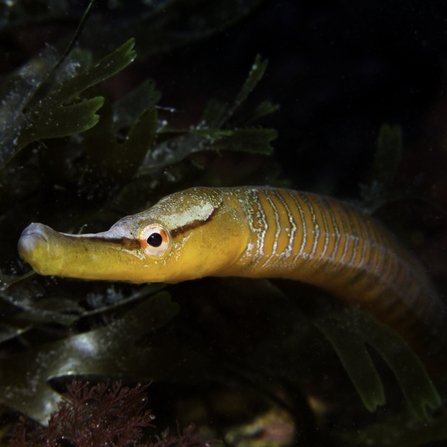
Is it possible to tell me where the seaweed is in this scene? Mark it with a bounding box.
[0,29,276,185]
[360,124,447,230]
[359,124,403,212]
[9,380,208,447]
[314,306,441,420]
[0,39,137,172]
[0,292,182,423]
[138,55,277,176]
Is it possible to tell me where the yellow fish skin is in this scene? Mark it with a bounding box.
[18,186,447,373]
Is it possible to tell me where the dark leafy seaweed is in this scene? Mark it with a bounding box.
[0,292,181,424]
[315,306,441,421]
[0,39,137,172]
[360,124,403,212]
[138,55,278,176]
[112,79,162,132]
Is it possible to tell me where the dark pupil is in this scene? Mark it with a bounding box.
[147,232,163,247]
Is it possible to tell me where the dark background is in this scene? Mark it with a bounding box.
[135,0,447,195]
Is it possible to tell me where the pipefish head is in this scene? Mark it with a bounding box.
[18,187,249,283]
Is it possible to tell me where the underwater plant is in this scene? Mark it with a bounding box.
[9,380,209,447]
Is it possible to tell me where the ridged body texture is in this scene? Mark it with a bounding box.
[219,188,445,352]
[18,186,446,368]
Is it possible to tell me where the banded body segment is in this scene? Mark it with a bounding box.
[223,187,445,356]
[316,196,345,265]
[232,188,269,268]
[233,188,306,269]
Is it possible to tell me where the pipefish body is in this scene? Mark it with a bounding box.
[18,186,447,372]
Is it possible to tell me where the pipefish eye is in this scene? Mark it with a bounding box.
[140,224,171,256]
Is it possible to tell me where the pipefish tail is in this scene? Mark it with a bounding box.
[18,186,447,376]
